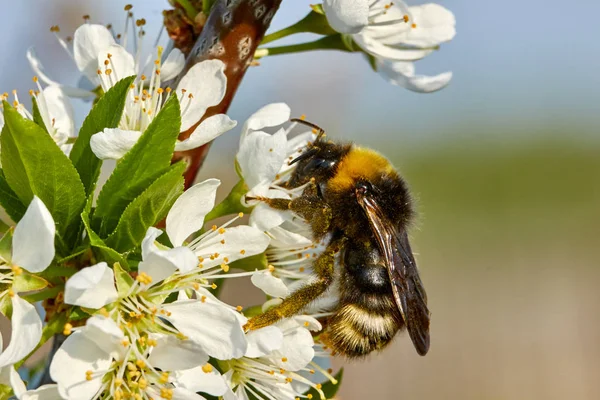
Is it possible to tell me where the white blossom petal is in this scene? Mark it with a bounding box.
[0,366,26,398]
[166,179,220,247]
[240,103,290,142]
[176,366,229,396]
[27,48,95,98]
[271,320,314,371]
[139,228,199,282]
[90,128,142,160]
[0,296,42,368]
[162,300,247,360]
[398,4,456,47]
[161,49,186,81]
[251,270,290,298]
[323,0,369,34]
[12,196,55,273]
[175,114,237,152]
[293,315,322,332]
[353,31,434,61]
[97,44,136,86]
[22,384,62,400]
[64,262,118,309]
[237,129,287,188]
[245,325,283,357]
[177,60,227,132]
[147,333,209,371]
[73,24,116,83]
[43,86,75,138]
[377,60,452,93]
[50,332,112,400]
[194,226,269,268]
[81,316,126,361]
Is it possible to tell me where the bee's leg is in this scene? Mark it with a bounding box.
[244,196,291,211]
[243,239,341,331]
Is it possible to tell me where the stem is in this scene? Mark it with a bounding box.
[262,26,298,45]
[174,0,198,20]
[171,0,283,188]
[261,10,336,45]
[259,34,351,57]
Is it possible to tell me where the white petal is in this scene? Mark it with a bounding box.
[323,0,369,34]
[194,287,248,325]
[162,300,247,360]
[139,228,198,282]
[22,384,62,400]
[377,60,452,93]
[161,48,186,81]
[97,44,136,86]
[81,316,126,360]
[0,296,42,368]
[353,31,434,61]
[400,4,456,47]
[64,262,118,309]
[293,315,322,332]
[0,366,26,398]
[176,60,227,132]
[194,226,269,268]
[249,189,292,231]
[245,325,283,357]
[73,24,116,82]
[50,332,111,400]
[43,86,75,138]
[240,103,290,143]
[90,128,142,160]
[147,333,209,371]
[251,270,290,298]
[175,114,237,152]
[12,196,55,273]
[176,366,229,396]
[271,321,314,371]
[237,129,287,188]
[166,179,220,247]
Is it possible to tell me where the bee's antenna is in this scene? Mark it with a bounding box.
[290,118,326,142]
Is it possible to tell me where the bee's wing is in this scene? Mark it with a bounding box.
[359,196,431,356]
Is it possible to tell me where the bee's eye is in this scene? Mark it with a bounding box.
[303,158,335,175]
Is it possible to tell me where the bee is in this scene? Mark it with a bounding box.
[244,119,430,357]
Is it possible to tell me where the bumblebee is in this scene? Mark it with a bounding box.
[244,120,430,357]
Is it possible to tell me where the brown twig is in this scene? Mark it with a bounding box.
[171,0,282,188]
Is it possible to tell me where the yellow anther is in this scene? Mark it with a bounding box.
[181,88,187,94]
[135,18,146,27]
[286,377,293,383]
[159,371,170,384]
[268,370,275,375]
[192,282,200,290]
[238,212,244,217]
[309,369,315,374]
[124,4,133,10]
[50,25,60,32]
[104,60,109,66]
[211,283,218,290]
[105,69,112,75]
[147,338,157,346]
[176,332,187,340]
[307,394,313,399]
[236,305,243,312]
[138,377,148,389]
[281,357,288,362]
[304,321,310,327]
[127,362,136,371]
[115,390,123,400]
[300,114,306,120]
[202,363,213,373]
[154,59,160,65]
[211,225,218,231]
[188,93,193,98]
[279,368,285,374]
[157,88,164,94]
[11,265,22,275]
[403,14,410,23]
[220,240,225,245]
[8,289,14,297]
[85,370,93,381]
[135,359,146,369]
[268,265,275,272]
[316,383,322,389]
[240,249,246,255]
[214,253,219,258]
[121,338,130,347]
[299,267,305,272]
[411,23,417,28]
[83,15,90,20]
[166,87,172,93]
[63,323,73,335]
[218,227,226,234]
[201,295,207,303]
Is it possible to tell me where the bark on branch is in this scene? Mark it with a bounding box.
[172,0,282,188]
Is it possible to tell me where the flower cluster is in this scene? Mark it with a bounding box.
[0,1,456,398]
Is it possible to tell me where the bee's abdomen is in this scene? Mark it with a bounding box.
[326,302,401,358]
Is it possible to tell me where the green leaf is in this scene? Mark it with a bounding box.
[1,102,86,246]
[304,368,344,400]
[0,227,12,263]
[114,262,134,294]
[70,76,135,196]
[81,206,128,269]
[68,306,91,321]
[94,95,182,237]
[31,96,48,133]
[0,168,26,222]
[0,294,11,316]
[205,179,251,222]
[21,285,62,303]
[105,162,185,253]
[13,271,49,293]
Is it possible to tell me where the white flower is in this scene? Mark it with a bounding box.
[324,0,456,92]
[1,83,76,154]
[223,317,331,400]
[0,197,55,370]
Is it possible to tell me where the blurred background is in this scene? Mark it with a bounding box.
[1,0,600,399]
